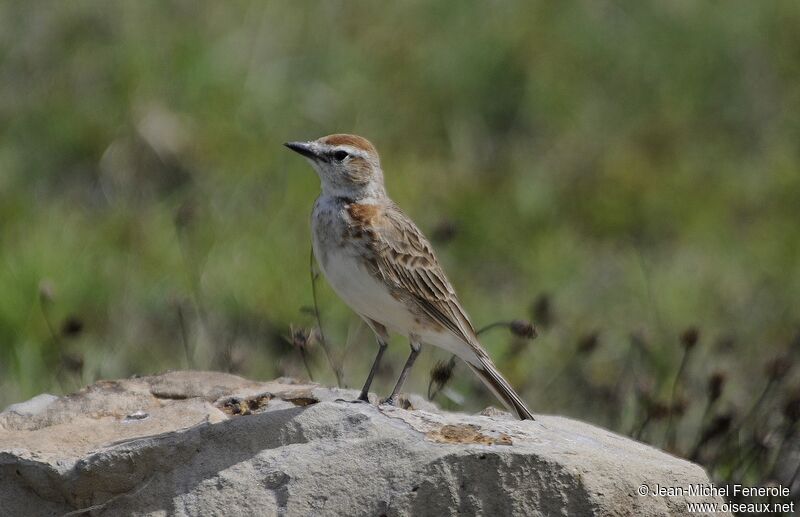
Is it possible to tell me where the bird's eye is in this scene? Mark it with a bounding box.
[333,150,349,162]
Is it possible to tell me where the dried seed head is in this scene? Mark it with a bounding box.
[708,371,726,403]
[765,356,792,380]
[790,329,800,353]
[308,327,321,347]
[431,219,458,244]
[61,316,85,338]
[671,396,689,416]
[629,330,649,352]
[577,332,600,355]
[60,353,84,374]
[647,400,670,420]
[174,200,195,230]
[783,394,800,424]
[430,359,456,387]
[680,327,700,350]
[509,320,537,340]
[531,294,553,329]
[700,412,734,444]
[39,280,55,305]
[285,325,314,351]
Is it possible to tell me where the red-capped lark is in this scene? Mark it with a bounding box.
[286,134,534,420]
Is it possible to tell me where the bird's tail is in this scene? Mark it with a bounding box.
[466,356,535,420]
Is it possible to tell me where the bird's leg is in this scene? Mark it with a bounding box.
[358,334,388,402]
[384,340,421,406]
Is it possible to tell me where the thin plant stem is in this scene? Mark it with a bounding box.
[541,349,578,394]
[665,347,691,449]
[740,378,776,427]
[299,347,314,382]
[710,379,775,469]
[39,297,67,393]
[634,414,652,440]
[177,303,193,369]
[689,398,719,459]
[789,460,800,494]
[310,247,343,387]
[768,422,797,479]
[734,448,761,481]
[427,320,518,401]
[428,321,510,400]
[475,321,511,336]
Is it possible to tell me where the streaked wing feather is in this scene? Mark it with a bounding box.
[371,204,482,354]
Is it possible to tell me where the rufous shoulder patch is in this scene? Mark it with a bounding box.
[347,203,381,226]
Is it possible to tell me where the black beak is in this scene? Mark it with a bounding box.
[284,141,319,160]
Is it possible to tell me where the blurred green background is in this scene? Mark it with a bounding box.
[1,0,799,496]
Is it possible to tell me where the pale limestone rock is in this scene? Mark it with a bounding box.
[0,371,727,516]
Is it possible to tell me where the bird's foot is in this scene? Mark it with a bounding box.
[380,394,414,410]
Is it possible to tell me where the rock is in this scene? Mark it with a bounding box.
[0,371,726,516]
[2,393,59,417]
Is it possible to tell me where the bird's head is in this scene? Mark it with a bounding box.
[285,134,385,200]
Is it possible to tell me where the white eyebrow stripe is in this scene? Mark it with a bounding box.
[338,145,368,159]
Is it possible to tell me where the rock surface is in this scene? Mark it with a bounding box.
[0,371,726,516]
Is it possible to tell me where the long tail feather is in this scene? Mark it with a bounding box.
[466,357,535,420]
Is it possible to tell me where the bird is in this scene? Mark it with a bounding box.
[285,134,534,420]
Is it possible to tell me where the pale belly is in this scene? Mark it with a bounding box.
[314,241,418,336]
